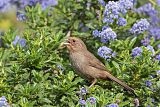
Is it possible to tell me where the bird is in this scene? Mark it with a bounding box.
[63,36,134,93]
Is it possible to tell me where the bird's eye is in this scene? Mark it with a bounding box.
[73,40,76,42]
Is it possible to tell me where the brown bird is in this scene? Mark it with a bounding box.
[63,36,134,93]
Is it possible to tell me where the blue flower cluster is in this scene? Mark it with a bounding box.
[146,45,155,56]
[117,17,127,26]
[131,47,143,57]
[135,3,157,16]
[0,96,10,107]
[98,46,116,60]
[93,27,117,43]
[157,0,160,5]
[106,103,119,107]
[135,2,160,47]
[130,19,150,34]
[145,80,152,87]
[0,0,58,21]
[155,54,160,61]
[141,37,150,46]
[149,27,160,40]
[12,36,26,47]
[103,0,133,25]
[132,45,156,58]
[79,87,96,105]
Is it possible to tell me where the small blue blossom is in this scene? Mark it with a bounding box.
[16,13,26,21]
[157,44,160,49]
[156,70,160,75]
[12,36,20,46]
[107,103,119,107]
[150,15,160,26]
[87,97,96,105]
[19,38,26,47]
[132,47,143,57]
[103,0,133,24]
[145,80,152,87]
[146,45,155,56]
[98,0,105,7]
[80,87,87,95]
[151,98,155,103]
[155,54,160,61]
[117,17,127,26]
[130,19,150,34]
[141,38,150,46]
[12,36,26,47]
[41,0,58,10]
[56,64,64,71]
[119,0,133,15]
[103,1,120,24]
[157,0,160,6]
[79,99,86,105]
[98,46,116,60]
[149,27,160,40]
[99,27,117,43]
[92,29,100,38]
[0,96,9,107]
[135,3,157,16]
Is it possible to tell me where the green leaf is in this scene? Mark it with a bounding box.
[112,61,121,73]
[129,37,137,49]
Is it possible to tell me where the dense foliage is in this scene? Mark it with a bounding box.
[0,0,160,106]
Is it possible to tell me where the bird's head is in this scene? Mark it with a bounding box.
[63,37,87,52]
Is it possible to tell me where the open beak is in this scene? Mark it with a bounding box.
[59,31,71,48]
[61,31,71,46]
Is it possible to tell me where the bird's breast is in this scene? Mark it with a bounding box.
[69,51,92,79]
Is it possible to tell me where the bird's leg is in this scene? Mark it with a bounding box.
[89,79,97,88]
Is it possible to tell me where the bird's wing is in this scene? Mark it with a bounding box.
[84,51,107,71]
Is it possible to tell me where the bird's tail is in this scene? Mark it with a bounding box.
[104,71,135,93]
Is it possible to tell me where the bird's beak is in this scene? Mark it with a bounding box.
[59,31,71,48]
[61,31,71,46]
[62,39,70,45]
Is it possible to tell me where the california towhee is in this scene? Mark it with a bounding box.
[63,36,134,92]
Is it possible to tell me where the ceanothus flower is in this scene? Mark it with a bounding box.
[107,103,119,107]
[100,27,117,43]
[103,0,133,24]
[98,0,105,7]
[135,3,157,16]
[12,36,26,47]
[130,19,150,34]
[117,17,127,26]
[80,87,87,95]
[103,1,120,24]
[155,54,160,61]
[157,44,160,49]
[132,47,143,57]
[41,0,58,10]
[87,97,96,105]
[157,0,160,5]
[141,38,150,46]
[98,46,116,60]
[19,38,26,47]
[146,45,155,56]
[149,27,160,40]
[79,99,86,105]
[0,96,9,107]
[145,80,152,87]
[156,70,160,75]
[119,0,133,15]
[92,29,100,38]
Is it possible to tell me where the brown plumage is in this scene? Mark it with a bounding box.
[64,37,134,93]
